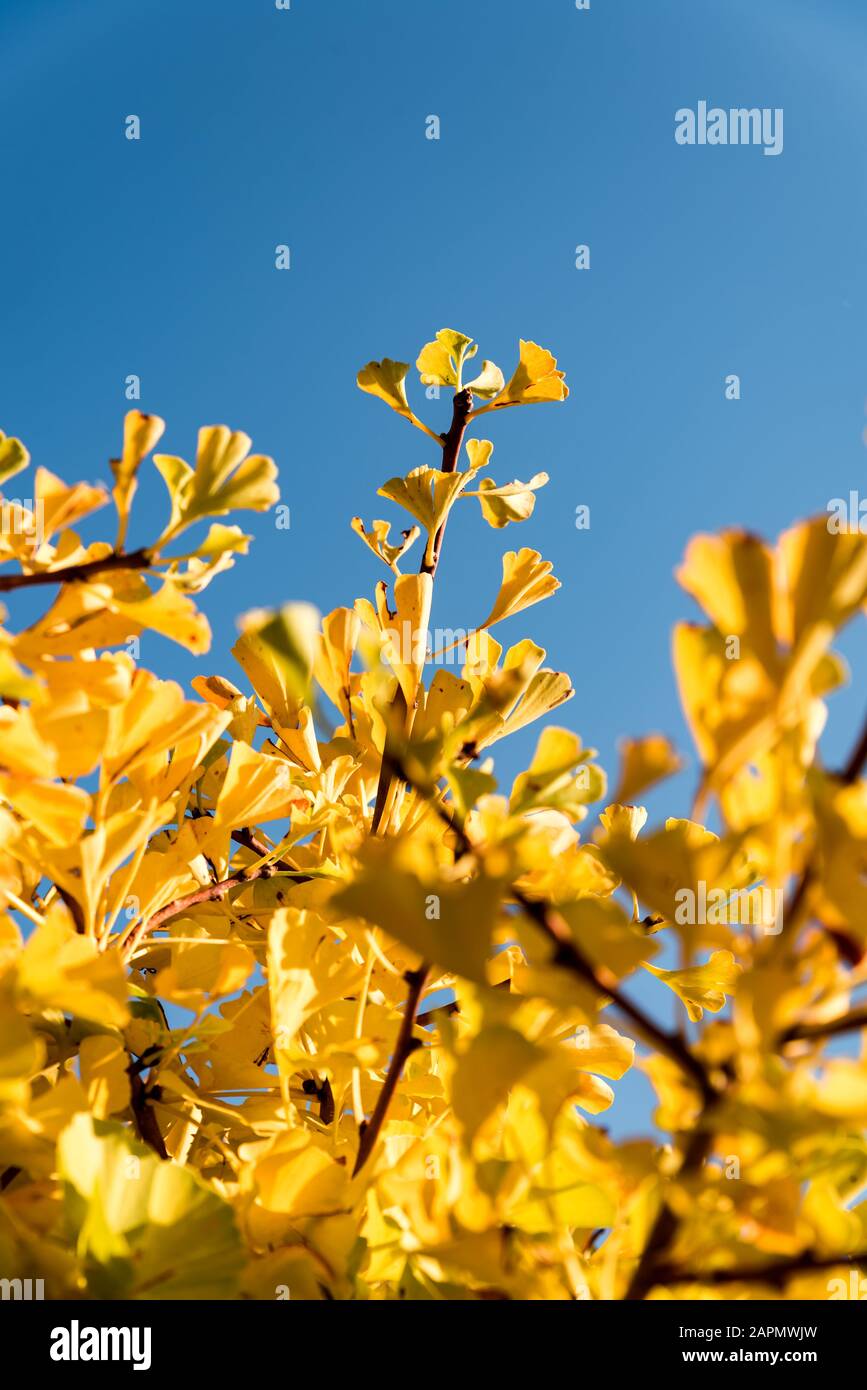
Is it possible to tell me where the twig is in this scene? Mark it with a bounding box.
[653,1248,867,1289]
[783,701,867,935]
[0,547,151,592]
[781,1005,867,1045]
[370,389,473,834]
[421,387,473,576]
[352,965,428,1176]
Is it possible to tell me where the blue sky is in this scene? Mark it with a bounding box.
[2,0,866,1138]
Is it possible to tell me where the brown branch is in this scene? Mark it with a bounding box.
[370,389,473,834]
[781,1004,867,1045]
[384,747,717,1104]
[230,825,310,882]
[352,965,429,1176]
[783,700,867,937]
[122,859,291,959]
[128,1067,169,1160]
[624,1119,717,1300]
[0,547,151,592]
[653,1248,867,1289]
[421,387,473,576]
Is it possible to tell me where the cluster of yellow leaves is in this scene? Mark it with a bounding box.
[1,332,867,1302]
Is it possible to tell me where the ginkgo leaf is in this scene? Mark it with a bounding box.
[110,411,165,549]
[333,837,505,984]
[375,573,433,704]
[613,733,683,804]
[677,530,778,672]
[510,727,605,821]
[479,548,560,630]
[314,606,360,725]
[556,897,656,982]
[16,909,129,1028]
[357,359,439,442]
[36,468,109,540]
[452,1026,541,1141]
[463,473,549,528]
[464,361,505,399]
[603,817,752,925]
[644,950,740,1022]
[58,1114,243,1296]
[242,1130,350,1219]
[351,517,420,573]
[234,602,320,715]
[211,740,303,830]
[88,574,212,654]
[267,907,364,1064]
[154,425,279,541]
[0,775,91,845]
[0,431,29,486]
[79,1036,130,1119]
[416,331,466,389]
[470,340,568,417]
[378,468,473,562]
[155,930,256,1006]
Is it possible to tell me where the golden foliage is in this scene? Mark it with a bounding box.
[0,336,866,1302]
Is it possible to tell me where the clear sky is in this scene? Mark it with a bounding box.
[2,0,866,1138]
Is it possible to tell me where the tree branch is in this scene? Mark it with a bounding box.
[653,1248,867,1289]
[381,746,718,1103]
[783,700,867,943]
[121,856,298,959]
[0,547,152,592]
[421,387,473,576]
[781,1004,867,1045]
[370,388,473,834]
[352,964,429,1175]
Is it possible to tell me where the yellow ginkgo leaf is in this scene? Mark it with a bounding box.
[350,517,420,573]
[16,908,129,1028]
[677,530,778,673]
[598,803,648,841]
[375,572,433,705]
[464,360,505,399]
[242,1130,350,1218]
[0,1004,45,1101]
[452,1026,541,1141]
[604,817,751,926]
[154,425,279,541]
[315,606,360,725]
[0,775,91,845]
[0,430,29,486]
[479,548,560,631]
[212,740,303,830]
[613,733,683,805]
[155,931,256,1006]
[415,329,504,401]
[58,1114,243,1295]
[234,602,320,720]
[334,836,505,984]
[644,949,740,1022]
[35,468,109,541]
[357,358,440,443]
[110,411,165,549]
[470,340,568,417]
[510,726,605,821]
[79,1035,130,1119]
[416,329,471,389]
[87,573,212,654]
[463,472,549,529]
